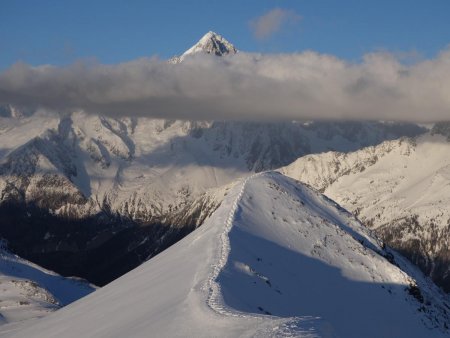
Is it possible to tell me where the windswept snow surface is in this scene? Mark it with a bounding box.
[0,245,95,329]
[4,172,449,338]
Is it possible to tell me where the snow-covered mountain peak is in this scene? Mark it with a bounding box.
[183,31,237,57]
[169,31,238,63]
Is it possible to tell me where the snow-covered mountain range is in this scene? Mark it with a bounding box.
[0,33,424,286]
[0,31,449,337]
[281,126,450,292]
[0,112,423,284]
[3,172,448,338]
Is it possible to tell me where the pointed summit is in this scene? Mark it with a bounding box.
[170,31,237,63]
[183,31,237,57]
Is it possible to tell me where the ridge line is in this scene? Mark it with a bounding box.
[206,171,263,316]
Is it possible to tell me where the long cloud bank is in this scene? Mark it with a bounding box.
[0,50,449,122]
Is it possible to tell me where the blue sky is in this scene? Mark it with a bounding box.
[1,0,450,69]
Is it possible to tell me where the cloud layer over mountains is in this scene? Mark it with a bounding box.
[0,49,450,122]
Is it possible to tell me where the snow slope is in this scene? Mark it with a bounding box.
[280,132,450,292]
[5,173,448,338]
[0,242,94,329]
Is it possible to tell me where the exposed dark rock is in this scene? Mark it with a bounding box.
[375,216,450,293]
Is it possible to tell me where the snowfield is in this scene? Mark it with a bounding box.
[4,172,448,338]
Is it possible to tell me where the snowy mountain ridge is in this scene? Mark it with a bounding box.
[4,172,448,338]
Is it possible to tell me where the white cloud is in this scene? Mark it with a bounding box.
[250,8,302,40]
[0,49,450,122]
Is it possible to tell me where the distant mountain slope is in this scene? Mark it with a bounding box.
[4,173,448,338]
[281,130,450,292]
[0,242,94,329]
